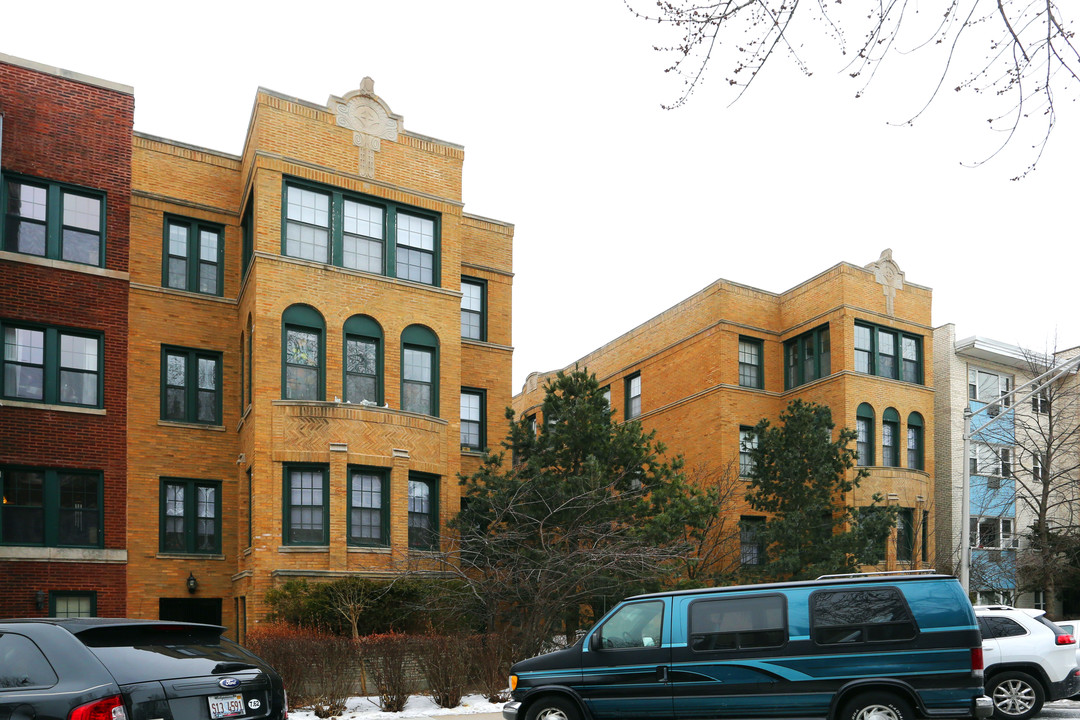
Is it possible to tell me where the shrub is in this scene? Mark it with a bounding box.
[246,622,359,714]
[416,634,471,708]
[469,632,517,702]
[358,633,419,712]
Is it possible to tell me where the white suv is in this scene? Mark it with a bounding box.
[974,605,1080,720]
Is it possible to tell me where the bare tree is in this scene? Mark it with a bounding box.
[673,460,746,584]
[628,0,1080,177]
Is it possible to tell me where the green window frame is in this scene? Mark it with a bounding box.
[461,388,486,450]
[1,320,103,408]
[854,321,923,384]
[2,173,106,267]
[160,478,221,554]
[348,466,389,547]
[50,591,97,618]
[245,466,253,550]
[856,403,875,466]
[401,325,439,416]
[907,413,924,470]
[241,195,254,280]
[738,336,764,389]
[461,277,486,341]
[0,467,103,548]
[739,426,757,477]
[882,407,900,467]
[162,215,224,295]
[281,179,441,286]
[784,325,830,389]
[283,464,329,546]
[161,346,222,425]
[282,304,326,401]
[344,315,383,405]
[625,372,642,420]
[245,315,253,411]
[407,472,439,550]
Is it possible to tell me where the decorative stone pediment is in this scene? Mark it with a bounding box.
[328,78,404,178]
[866,248,905,316]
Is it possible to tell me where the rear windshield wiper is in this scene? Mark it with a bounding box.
[212,662,260,674]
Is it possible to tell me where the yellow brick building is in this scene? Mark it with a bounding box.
[514,251,933,574]
[127,80,512,636]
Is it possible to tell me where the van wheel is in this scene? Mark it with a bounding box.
[841,692,914,720]
[987,671,1045,720]
[524,696,579,720]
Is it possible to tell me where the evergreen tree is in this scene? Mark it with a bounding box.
[451,369,722,655]
[744,399,896,581]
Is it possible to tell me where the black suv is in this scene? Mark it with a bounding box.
[0,618,286,720]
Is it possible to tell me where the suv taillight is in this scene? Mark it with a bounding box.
[971,647,984,675]
[69,695,127,720]
[1056,633,1075,645]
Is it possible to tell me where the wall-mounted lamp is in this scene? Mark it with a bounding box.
[186,572,198,594]
[236,453,246,465]
[35,590,46,610]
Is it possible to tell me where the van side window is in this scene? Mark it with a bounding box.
[689,595,786,652]
[811,588,917,644]
[597,601,664,649]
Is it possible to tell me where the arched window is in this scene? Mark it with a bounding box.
[343,315,383,405]
[856,403,875,466]
[401,325,439,416]
[882,407,900,467]
[281,305,325,401]
[907,412,924,470]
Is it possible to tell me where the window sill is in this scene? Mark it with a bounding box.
[277,545,330,553]
[0,399,105,415]
[0,546,126,563]
[461,448,485,457]
[156,552,226,561]
[348,545,391,554]
[158,420,226,432]
[0,250,129,281]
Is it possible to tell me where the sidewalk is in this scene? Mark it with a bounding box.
[414,714,503,720]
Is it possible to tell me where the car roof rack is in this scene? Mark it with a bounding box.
[817,569,940,580]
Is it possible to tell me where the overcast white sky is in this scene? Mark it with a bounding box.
[4,1,1077,391]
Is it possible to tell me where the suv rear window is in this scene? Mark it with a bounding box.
[0,633,58,689]
[811,588,917,644]
[978,616,1027,638]
[75,626,260,685]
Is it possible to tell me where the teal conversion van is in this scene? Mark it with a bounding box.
[505,572,992,720]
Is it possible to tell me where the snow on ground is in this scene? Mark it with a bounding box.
[288,694,505,719]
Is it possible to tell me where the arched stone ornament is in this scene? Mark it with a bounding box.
[329,77,403,178]
[867,248,905,316]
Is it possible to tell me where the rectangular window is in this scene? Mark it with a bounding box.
[246,467,252,550]
[285,327,321,401]
[342,199,384,273]
[408,474,438,550]
[160,478,220,554]
[739,427,757,477]
[689,595,785,651]
[461,278,486,341]
[811,588,916,644]
[625,373,642,420]
[738,337,764,389]
[284,465,328,545]
[50,592,96,618]
[241,196,254,279]
[162,347,221,425]
[854,321,923,384]
[402,346,434,415]
[784,325,830,389]
[282,180,441,285]
[907,426,923,470]
[3,175,105,267]
[970,516,1015,549]
[1,467,102,548]
[897,508,914,563]
[1032,387,1050,414]
[348,467,388,546]
[461,388,485,450]
[1033,453,1047,482]
[345,336,379,404]
[2,322,102,407]
[969,368,1012,407]
[970,443,1012,478]
[856,418,873,466]
[739,516,765,565]
[163,217,224,295]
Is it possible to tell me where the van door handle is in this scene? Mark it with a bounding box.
[657,666,670,683]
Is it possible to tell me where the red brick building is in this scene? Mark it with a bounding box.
[0,53,133,617]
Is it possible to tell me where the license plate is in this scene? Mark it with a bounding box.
[208,693,245,719]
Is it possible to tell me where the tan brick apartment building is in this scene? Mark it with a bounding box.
[1,54,133,618]
[126,80,513,635]
[515,251,935,572]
